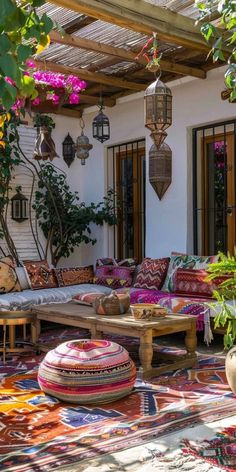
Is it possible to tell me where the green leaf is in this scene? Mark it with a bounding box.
[20,75,36,97]
[41,13,53,35]
[213,49,225,62]
[16,44,32,62]
[230,89,236,102]
[1,0,16,22]
[0,54,21,85]
[0,34,12,54]
[0,83,16,109]
[201,23,216,42]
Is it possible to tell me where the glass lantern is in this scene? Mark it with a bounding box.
[62,133,75,167]
[144,78,172,133]
[11,191,29,222]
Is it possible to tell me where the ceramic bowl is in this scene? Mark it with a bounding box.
[130,303,168,320]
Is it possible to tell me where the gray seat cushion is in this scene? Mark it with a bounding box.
[0,284,111,311]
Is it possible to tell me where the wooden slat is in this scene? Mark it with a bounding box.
[34,60,147,91]
[49,0,224,53]
[50,30,206,79]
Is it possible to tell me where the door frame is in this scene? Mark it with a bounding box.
[192,120,236,256]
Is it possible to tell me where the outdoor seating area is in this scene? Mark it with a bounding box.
[1,0,236,471]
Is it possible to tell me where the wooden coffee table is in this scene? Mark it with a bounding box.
[34,302,197,379]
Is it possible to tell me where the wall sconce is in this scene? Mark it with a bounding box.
[75,117,93,165]
[11,189,29,222]
[62,133,75,167]
[92,99,110,143]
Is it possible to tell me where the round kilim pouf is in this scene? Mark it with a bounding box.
[38,339,136,404]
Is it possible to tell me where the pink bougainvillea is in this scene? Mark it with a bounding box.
[10,60,87,111]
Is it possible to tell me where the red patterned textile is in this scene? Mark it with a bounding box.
[24,260,58,290]
[133,257,170,290]
[94,266,134,289]
[54,266,94,287]
[173,268,214,297]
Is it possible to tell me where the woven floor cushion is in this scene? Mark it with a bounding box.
[38,339,136,404]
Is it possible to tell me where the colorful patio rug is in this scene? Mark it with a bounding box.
[0,327,235,472]
[181,425,236,471]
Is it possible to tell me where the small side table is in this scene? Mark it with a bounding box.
[0,311,37,363]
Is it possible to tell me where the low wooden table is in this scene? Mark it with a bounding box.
[34,302,197,379]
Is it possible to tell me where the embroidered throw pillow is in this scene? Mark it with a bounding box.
[173,268,214,298]
[73,292,105,306]
[94,265,134,289]
[162,252,218,293]
[0,256,21,293]
[24,260,58,290]
[133,257,170,290]
[54,265,94,287]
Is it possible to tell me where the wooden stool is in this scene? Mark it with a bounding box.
[0,311,37,363]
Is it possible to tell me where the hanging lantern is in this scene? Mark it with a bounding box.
[11,190,29,222]
[34,126,58,161]
[75,118,93,165]
[149,142,172,200]
[144,77,172,135]
[62,133,75,167]
[92,103,110,143]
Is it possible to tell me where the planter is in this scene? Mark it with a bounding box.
[225,345,236,394]
[33,126,57,161]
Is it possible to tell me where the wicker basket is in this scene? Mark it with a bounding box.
[94,290,130,315]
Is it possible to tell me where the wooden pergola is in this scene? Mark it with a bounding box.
[36,0,223,118]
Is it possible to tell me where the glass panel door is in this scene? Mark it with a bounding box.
[116,147,145,261]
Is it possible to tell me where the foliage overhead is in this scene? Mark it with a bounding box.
[33,164,118,266]
[0,0,53,113]
[195,0,236,101]
[207,250,236,349]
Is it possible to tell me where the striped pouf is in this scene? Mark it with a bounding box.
[38,339,136,404]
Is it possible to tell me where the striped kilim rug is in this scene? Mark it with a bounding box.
[0,327,235,472]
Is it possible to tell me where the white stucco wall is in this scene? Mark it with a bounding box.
[48,65,235,266]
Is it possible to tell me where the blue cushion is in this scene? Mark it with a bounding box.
[0,284,111,311]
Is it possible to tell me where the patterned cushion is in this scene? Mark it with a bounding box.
[0,256,21,294]
[24,260,58,290]
[133,257,170,290]
[54,266,94,287]
[173,269,214,298]
[73,292,105,306]
[162,252,218,292]
[94,265,134,289]
[38,339,136,404]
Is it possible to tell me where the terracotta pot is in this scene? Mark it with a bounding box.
[225,345,236,394]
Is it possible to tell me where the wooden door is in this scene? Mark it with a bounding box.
[201,132,235,254]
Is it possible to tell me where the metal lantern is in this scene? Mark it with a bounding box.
[144,78,172,135]
[11,191,29,222]
[75,118,93,165]
[149,142,172,200]
[34,126,57,161]
[92,105,110,143]
[62,133,75,167]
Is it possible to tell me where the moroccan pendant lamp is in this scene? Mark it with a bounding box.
[144,74,172,148]
[149,142,172,200]
[34,126,57,161]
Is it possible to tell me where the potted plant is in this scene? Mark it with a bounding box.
[33,114,57,161]
[207,251,236,393]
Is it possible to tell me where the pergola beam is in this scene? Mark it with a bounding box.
[50,30,206,79]
[49,0,219,53]
[34,60,147,91]
[32,104,82,118]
